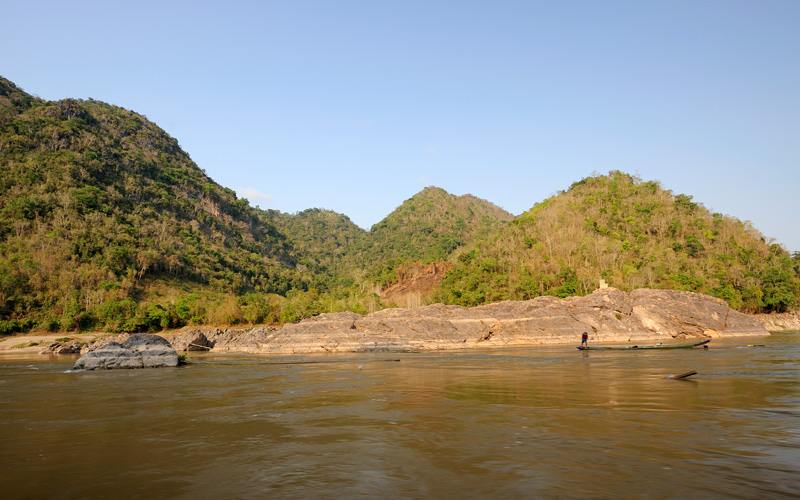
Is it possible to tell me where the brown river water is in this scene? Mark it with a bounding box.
[1,333,799,499]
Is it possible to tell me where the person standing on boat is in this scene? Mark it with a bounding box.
[581,331,588,348]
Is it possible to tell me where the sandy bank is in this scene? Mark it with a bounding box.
[0,333,102,354]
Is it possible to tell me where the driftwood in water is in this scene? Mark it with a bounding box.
[670,370,698,379]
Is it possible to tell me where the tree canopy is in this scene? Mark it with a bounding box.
[434,171,800,312]
[1,78,797,334]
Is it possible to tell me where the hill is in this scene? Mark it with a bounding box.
[0,77,512,332]
[261,188,515,312]
[1,77,797,333]
[434,171,799,312]
[0,76,307,332]
[359,186,514,286]
[263,208,367,286]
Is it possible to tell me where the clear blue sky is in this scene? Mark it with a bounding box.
[4,1,799,251]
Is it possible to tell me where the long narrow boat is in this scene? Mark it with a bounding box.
[577,339,711,351]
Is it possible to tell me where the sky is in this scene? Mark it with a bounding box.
[3,1,799,251]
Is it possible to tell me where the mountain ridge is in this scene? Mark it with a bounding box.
[1,76,797,334]
[0,77,517,331]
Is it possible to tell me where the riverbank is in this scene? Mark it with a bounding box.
[3,287,788,356]
[0,333,100,353]
[756,311,800,331]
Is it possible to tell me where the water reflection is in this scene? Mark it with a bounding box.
[1,334,798,499]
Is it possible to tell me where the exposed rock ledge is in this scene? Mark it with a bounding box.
[756,311,800,332]
[171,288,768,354]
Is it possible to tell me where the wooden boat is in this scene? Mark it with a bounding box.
[577,339,710,351]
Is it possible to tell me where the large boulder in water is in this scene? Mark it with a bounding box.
[79,333,131,355]
[73,334,179,370]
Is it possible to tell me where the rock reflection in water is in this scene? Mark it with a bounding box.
[1,333,799,499]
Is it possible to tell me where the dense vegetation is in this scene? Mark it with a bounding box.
[1,77,797,334]
[0,77,512,332]
[434,171,800,312]
[358,187,513,286]
[264,208,366,287]
[0,77,308,333]
[261,190,514,318]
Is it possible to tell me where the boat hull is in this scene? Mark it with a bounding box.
[577,339,711,351]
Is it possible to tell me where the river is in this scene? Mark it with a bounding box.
[1,333,799,499]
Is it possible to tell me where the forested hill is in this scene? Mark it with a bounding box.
[263,208,367,287]
[263,187,515,289]
[360,186,514,285]
[1,77,797,334]
[435,171,799,312]
[0,76,307,332]
[0,77,514,332]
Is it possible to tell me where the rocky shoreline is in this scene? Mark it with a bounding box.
[756,311,800,332]
[166,287,769,355]
[2,287,784,359]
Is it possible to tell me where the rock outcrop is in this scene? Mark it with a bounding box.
[380,261,453,308]
[756,311,800,331]
[73,334,179,370]
[39,341,82,355]
[169,327,278,351]
[197,288,768,354]
[79,333,131,355]
[170,330,214,351]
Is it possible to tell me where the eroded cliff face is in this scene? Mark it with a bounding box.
[379,261,453,308]
[174,288,768,354]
